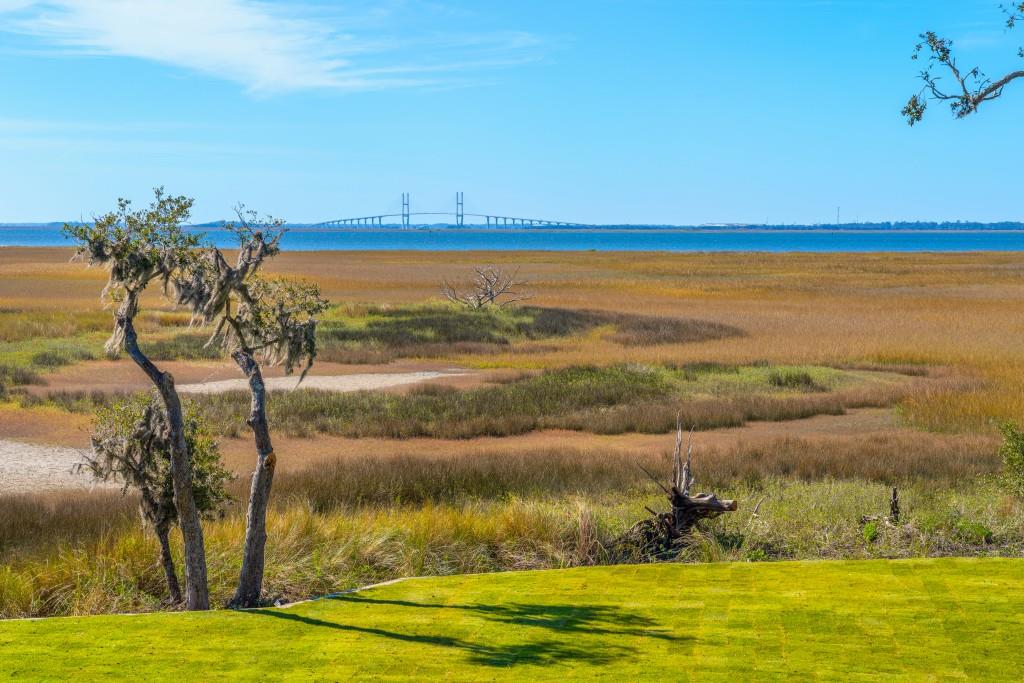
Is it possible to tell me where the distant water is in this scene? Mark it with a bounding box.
[5,226,1024,252]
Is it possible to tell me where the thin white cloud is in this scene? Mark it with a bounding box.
[0,1,542,94]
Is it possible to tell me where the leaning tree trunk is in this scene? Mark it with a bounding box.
[155,522,183,604]
[117,306,210,610]
[229,349,276,608]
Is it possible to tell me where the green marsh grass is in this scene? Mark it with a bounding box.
[316,304,742,363]
[194,363,913,439]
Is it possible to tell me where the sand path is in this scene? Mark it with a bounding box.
[177,371,466,395]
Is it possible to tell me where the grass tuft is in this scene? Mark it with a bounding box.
[767,368,826,392]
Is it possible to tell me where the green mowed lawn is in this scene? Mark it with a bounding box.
[2,558,1022,681]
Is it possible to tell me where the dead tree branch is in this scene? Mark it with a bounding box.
[442,265,531,309]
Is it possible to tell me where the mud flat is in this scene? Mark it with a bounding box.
[0,439,113,492]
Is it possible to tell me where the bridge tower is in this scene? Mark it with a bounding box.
[402,193,410,228]
[456,192,464,227]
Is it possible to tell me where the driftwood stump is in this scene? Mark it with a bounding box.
[615,424,737,560]
[860,486,901,526]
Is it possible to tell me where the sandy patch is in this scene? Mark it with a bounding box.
[28,359,493,397]
[177,371,467,395]
[0,439,113,493]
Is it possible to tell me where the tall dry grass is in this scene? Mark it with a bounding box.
[3,478,1019,619]
[0,431,1011,618]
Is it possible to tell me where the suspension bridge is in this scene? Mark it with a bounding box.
[314,193,590,228]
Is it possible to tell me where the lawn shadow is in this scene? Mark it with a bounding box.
[331,595,683,642]
[245,594,689,668]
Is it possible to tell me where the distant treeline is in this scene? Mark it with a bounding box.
[701,221,1024,231]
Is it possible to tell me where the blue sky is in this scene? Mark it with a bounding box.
[0,0,1021,225]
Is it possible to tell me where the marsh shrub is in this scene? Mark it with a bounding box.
[955,519,994,545]
[315,304,743,363]
[767,369,826,392]
[0,363,41,386]
[30,345,95,368]
[13,389,126,413]
[998,422,1024,499]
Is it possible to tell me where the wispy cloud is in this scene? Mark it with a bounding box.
[0,1,543,94]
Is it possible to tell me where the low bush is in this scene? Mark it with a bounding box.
[30,345,95,368]
[998,422,1024,499]
[768,368,826,392]
[0,363,42,389]
[955,519,994,545]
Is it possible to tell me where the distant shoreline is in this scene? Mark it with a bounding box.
[5,224,1024,234]
[7,226,1024,252]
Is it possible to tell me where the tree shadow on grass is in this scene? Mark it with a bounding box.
[245,596,688,668]
[331,595,682,642]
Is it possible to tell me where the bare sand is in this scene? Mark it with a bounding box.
[0,439,116,493]
[25,359,492,397]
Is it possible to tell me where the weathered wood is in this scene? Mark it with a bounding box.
[117,299,209,611]
[615,423,736,559]
[229,348,276,608]
[860,486,902,527]
[156,523,183,605]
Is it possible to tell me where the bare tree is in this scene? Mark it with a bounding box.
[82,394,231,604]
[175,208,327,608]
[903,3,1024,124]
[441,265,531,309]
[64,188,212,610]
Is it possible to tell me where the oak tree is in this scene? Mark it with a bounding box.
[175,208,327,608]
[904,3,1024,124]
[64,188,213,610]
